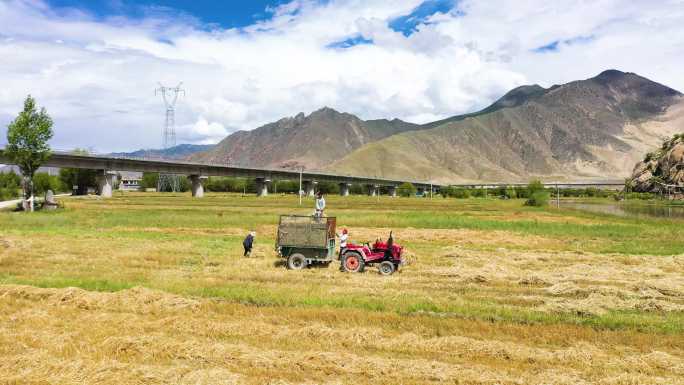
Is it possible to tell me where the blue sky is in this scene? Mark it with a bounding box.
[1,0,683,152]
[46,0,293,29]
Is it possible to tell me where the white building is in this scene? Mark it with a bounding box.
[118,171,142,191]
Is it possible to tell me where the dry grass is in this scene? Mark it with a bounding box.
[1,284,683,385]
[0,193,683,384]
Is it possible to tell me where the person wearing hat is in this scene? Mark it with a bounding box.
[336,228,348,258]
[314,191,326,219]
[243,231,256,257]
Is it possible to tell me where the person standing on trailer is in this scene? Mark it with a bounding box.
[315,191,326,218]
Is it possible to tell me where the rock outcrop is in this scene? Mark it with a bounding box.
[627,134,684,194]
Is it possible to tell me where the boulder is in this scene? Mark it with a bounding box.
[627,134,684,194]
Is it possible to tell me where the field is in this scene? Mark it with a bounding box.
[1,193,683,384]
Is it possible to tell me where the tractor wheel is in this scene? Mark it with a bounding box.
[378,261,395,276]
[342,252,365,273]
[287,253,307,270]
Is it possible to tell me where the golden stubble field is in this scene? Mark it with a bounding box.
[0,193,683,384]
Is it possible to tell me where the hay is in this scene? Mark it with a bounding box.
[180,369,242,385]
[546,282,583,296]
[0,285,200,313]
[2,284,684,384]
[518,275,550,287]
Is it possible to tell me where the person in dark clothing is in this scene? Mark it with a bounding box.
[243,231,255,257]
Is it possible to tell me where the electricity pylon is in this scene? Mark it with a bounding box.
[155,82,184,192]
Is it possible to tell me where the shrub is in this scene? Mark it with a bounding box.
[525,191,549,207]
[524,180,548,206]
[317,181,339,194]
[32,172,65,194]
[178,176,191,192]
[140,172,159,190]
[505,188,517,199]
[396,182,416,197]
[0,171,21,200]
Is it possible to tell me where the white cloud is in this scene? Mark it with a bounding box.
[0,0,682,152]
[177,117,228,144]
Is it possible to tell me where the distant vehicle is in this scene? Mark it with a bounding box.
[276,215,336,270]
[341,232,403,275]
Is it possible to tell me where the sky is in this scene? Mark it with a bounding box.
[0,0,683,152]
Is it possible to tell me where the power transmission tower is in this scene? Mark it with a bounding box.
[155,82,185,192]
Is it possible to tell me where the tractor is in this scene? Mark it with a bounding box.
[341,232,403,275]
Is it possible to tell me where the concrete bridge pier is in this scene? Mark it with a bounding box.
[190,175,207,198]
[366,184,378,197]
[387,185,397,197]
[255,178,270,197]
[339,183,351,196]
[303,180,317,197]
[97,171,116,198]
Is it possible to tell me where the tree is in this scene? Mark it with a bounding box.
[33,172,66,195]
[0,171,21,201]
[59,149,98,195]
[5,95,54,210]
[396,182,417,197]
[140,172,159,190]
[524,179,549,207]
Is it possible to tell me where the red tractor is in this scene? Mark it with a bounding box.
[340,232,403,275]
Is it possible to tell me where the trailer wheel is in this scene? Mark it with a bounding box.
[378,261,395,276]
[287,253,307,270]
[342,252,365,273]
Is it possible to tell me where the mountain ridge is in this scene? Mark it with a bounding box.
[111,144,214,159]
[189,106,422,169]
[327,70,683,182]
[189,69,683,183]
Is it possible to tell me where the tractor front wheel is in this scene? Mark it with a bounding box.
[287,253,307,270]
[378,261,396,276]
[342,252,365,273]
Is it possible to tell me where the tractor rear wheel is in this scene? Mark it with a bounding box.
[378,261,395,276]
[342,252,365,273]
[287,253,307,270]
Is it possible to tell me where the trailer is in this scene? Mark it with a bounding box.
[276,215,337,269]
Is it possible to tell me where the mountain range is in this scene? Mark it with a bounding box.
[110,144,214,160]
[185,70,683,183]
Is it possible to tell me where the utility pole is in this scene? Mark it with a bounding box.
[155,82,185,192]
[299,167,302,206]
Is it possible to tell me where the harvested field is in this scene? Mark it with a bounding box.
[1,193,683,384]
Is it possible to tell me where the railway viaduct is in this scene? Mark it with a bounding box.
[0,150,438,198]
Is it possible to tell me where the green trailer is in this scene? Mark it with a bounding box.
[276,215,337,270]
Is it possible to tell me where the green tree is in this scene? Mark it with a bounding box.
[58,149,98,195]
[178,176,191,192]
[33,172,65,195]
[140,172,159,190]
[524,179,549,207]
[5,95,54,209]
[0,171,22,201]
[396,182,417,197]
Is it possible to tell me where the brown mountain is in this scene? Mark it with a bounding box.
[189,107,421,169]
[191,70,683,183]
[328,70,684,183]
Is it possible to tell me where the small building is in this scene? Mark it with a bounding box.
[118,171,142,191]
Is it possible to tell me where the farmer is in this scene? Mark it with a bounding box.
[336,228,348,257]
[243,231,255,257]
[337,228,349,270]
[314,191,326,218]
